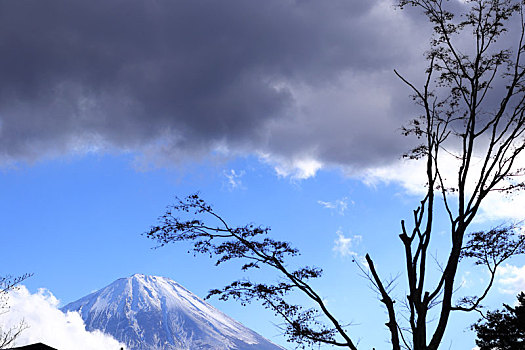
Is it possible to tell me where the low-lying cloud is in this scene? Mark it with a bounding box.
[2,286,125,350]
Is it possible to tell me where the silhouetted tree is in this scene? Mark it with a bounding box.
[0,274,32,349]
[472,292,525,350]
[146,0,525,349]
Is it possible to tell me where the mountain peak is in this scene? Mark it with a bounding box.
[62,275,285,350]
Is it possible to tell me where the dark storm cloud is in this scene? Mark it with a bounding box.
[0,0,424,169]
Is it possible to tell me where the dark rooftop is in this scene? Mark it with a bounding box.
[8,343,57,350]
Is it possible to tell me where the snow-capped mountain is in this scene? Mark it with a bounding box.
[61,274,285,350]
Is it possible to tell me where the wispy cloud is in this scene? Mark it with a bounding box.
[318,197,352,215]
[223,169,245,190]
[333,231,362,258]
[459,271,472,289]
[3,286,125,349]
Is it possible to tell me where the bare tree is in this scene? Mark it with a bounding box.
[0,274,32,349]
[146,0,525,349]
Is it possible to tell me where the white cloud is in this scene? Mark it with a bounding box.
[1,286,126,350]
[223,169,245,190]
[360,152,525,222]
[268,155,323,180]
[474,190,525,222]
[497,264,525,295]
[333,231,362,258]
[318,197,352,216]
[360,158,427,195]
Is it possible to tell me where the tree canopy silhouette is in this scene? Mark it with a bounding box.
[472,292,525,350]
[147,0,525,349]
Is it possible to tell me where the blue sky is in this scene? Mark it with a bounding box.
[2,0,525,349]
[3,153,524,349]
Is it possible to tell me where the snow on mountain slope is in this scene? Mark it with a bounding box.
[61,274,286,350]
